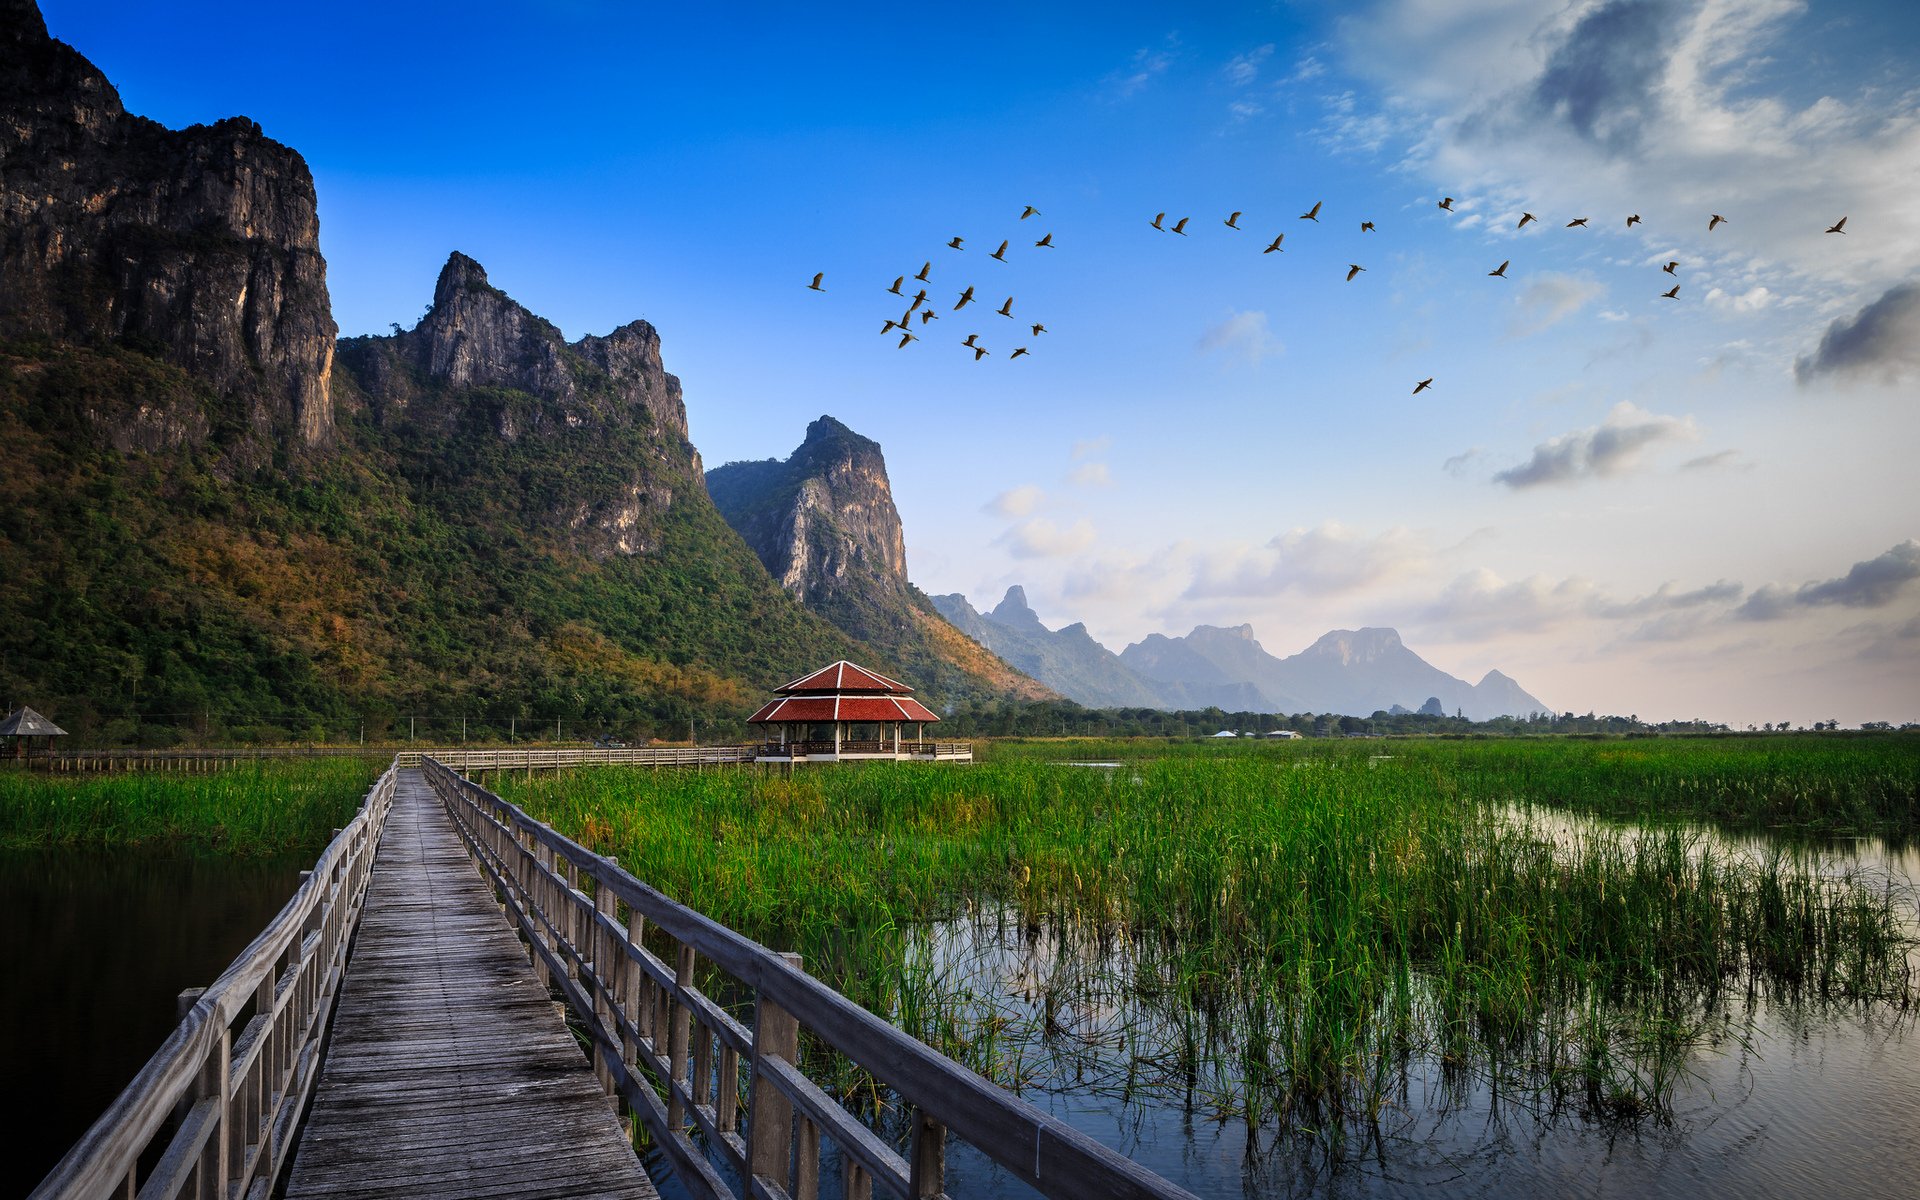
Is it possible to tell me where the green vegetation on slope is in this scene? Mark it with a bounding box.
[0,338,874,743]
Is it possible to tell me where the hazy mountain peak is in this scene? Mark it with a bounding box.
[1304,627,1406,664]
[990,585,1043,627]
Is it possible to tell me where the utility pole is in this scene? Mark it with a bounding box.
[462,715,467,743]
[410,716,414,742]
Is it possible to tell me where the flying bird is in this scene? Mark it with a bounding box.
[1030,322,1047,336]
[1010,347,1030,359]
[1034,232,1054,247]
[1826,216,1848,234]
[1413,378,1433,395]
[1489,259,1510,278]
[909,288,928,310]
[1020,205,1040,219]
[1301,200,1323,221]
[954,286,975,310]
[1346,263,1365,281]
[997,297,1014,317]
[1361,221,1376,232]
[915,262,931,282]
[808,273,824,291]
[897,331,917,348]
[1662,261,1678,275]
[1225,211,1243,229]
[881,319,900,334]
[972,346,990,361]
[1263,234,1285,253]
[1661,285,1680,298]
[888,276,903,295]
[1708,214,1727,231]
[919,309,935,324]
[961,333,980,348]
[991,240,1009,262]
[1438,196,1455,211]
[1151,212,1167,230]
[1626,214,1642,227]
[1171,216,1190,235]
[1518,212,1537,228]
[1566,217,1589,228]
[948,236,965,249]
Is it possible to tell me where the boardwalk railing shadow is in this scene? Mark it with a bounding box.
[424,757,1196,1200]
[29,764,398,1200]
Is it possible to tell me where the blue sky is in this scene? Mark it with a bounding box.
[42,0,1920,725]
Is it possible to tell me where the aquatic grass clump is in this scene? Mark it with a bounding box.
[0,759,379,854]
[500,745,1917,1155]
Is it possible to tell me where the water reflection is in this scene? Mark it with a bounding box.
[898,818,1919,1199]
[0,848,306,1197]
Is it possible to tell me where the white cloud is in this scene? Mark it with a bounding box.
[1196,309,1282,364]
[1184,522,1433,601]
[1492,401,1698,489]
[1794,280,1920,384]
[1737,541,1920,620]
[1068,463,1112,487]
[1071,435,1111,460]
[1510,271,1605,336]
[1442,446,1486,477]
[984,484,1044,517]
[1331,0,1920,350]
[996,517,1097,559]
[1108,41,1177,99]
[1225,44,1275,87]
[1704,285,1776,313]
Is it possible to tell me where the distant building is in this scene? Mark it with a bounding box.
[748,661,970,763]
[1211,729,1238,738]
[0,705,67,759]
[1262,729,1302,739]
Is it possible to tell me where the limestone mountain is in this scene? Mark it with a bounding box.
[935,585,1551,718]
[708,419,1053,703]
[1121,625,1550,720]
[931,588,1166,709]
[0,0,335,460]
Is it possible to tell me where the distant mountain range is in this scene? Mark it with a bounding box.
[929,588,1550,719]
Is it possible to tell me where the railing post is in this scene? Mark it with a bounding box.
[667,943,695,1128]
[196,1025,231,1195]
[746,952,802,1190]
[909,1109,947,1198]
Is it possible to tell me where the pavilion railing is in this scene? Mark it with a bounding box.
[422,757,1189,1200]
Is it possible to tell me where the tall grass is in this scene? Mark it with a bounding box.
[500,744,1917,1152]
[985,733,1920,837]
[0,760,379,855]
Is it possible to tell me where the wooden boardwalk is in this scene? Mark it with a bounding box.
[283,769,655,1199]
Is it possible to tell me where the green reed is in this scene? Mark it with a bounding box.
[0,759,380,854]
[498,741,1916,1151]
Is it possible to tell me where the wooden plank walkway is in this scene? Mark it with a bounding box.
[284,769,656,1199]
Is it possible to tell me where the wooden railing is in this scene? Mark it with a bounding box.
[403,745,757,771]
[29,764,398,1200]
[25,746,388,772]
[423,758,1192,1200]
[757,741,973,760]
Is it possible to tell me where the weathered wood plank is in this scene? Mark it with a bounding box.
[282,770,654,1199]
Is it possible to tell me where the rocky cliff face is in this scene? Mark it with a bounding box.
[706,415,908,605]
[0,0,336,455]
[707,418,1053,702]
[334,253,701,559]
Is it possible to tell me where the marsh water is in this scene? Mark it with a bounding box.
[0,848,307,1197]
[8,824,1916,1200]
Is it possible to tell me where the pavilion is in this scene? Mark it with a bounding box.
[1,705,67,759]
[747,661,970,763]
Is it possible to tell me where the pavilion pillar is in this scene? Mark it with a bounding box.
[833,723,842,757]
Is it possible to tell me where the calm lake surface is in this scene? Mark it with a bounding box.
[1,848,307,1197]
[10,827,1915,1200]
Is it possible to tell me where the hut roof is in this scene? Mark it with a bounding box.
[773,660,914,696]
[0,706,67,737]
[747,695,940,724]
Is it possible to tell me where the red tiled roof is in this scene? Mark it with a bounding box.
[747,695,940,724]
[774,660,914,695]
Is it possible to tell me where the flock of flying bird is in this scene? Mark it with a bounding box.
[808,197,1857,388]
[806,203,1053,363]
